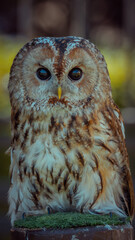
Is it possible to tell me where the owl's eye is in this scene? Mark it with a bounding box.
[36,68,51,81]
[68,68,82,81]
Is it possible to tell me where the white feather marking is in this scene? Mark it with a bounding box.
[114,110,125,139]
[31,102,36,108]
[120,120,125,139]
[114,110,119,119]
[75,165,101,208]
[11,148,13,164]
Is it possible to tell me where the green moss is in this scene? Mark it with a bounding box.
[14,212,130,229]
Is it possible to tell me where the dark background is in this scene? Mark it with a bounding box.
[0,0,135,239]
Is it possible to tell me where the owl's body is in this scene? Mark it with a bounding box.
[8,37,134,225]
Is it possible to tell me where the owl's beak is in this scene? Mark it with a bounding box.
[58,86,62,100]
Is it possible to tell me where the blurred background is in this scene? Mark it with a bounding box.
[0,0,135,239]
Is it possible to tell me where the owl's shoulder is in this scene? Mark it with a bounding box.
[109,100,125,139]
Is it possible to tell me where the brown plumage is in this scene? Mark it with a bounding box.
[8,37,134,226]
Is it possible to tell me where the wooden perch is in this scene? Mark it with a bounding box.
[11,224,134,240]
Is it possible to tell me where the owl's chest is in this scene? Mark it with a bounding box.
[23,114,91,184]
[14,112,114,210]
[26,111,105,171]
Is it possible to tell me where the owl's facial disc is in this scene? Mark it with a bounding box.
[21,43,99,106]
[8,37,112,111]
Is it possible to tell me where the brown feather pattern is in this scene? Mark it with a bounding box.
[8,37,134,226]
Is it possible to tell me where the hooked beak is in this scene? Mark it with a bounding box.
[58,86,62,100]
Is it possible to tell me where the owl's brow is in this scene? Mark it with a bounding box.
[38,63,45,68]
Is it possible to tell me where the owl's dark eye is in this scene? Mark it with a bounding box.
[68,68,82,81]
[36,68,51,81]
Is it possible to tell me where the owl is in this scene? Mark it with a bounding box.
[8,36,134,226]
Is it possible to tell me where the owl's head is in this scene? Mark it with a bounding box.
[8,37,111,111]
